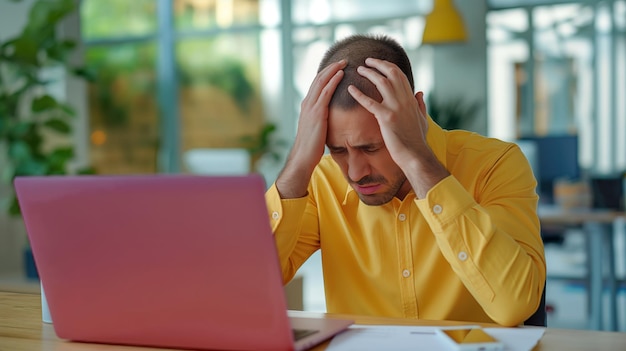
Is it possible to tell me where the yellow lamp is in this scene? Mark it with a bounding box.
[422,0,468,44]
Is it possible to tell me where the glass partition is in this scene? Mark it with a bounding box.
[292,0,428,24]
[174,0,261,30]
[176,34,266,172]
[488,1,626,174]
[81,0,157,40]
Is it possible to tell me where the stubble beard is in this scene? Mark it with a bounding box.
[354,171,408,206]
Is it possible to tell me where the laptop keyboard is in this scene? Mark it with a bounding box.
[293,328,319,341]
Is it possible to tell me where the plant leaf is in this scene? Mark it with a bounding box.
[47,147,73,173]
[78,166,97,175]
[43,118,71,133]
[32,94,58,112]
[46,39,76,62]
[72,66,98,82]
[32,95,59,112]
[10,37,39,66]
[50,146,74,158]
[8,196,21,216]
[9,120,35,138]
[0,117,6,137]
[58,103,75,116]
[15,159,47,176]
[8,140,32,161]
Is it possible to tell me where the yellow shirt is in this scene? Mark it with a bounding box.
[265,120,545,326]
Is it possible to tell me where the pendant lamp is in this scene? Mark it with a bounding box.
[422,0,468,44]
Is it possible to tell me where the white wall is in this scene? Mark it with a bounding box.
[431,0,488,135]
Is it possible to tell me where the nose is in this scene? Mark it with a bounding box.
[347,152,371,183]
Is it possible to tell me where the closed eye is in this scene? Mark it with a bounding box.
[361,147,380,154]
[357,145,382,154]
[328,147,347,155]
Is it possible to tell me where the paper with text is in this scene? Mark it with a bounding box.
[326,325,545,351]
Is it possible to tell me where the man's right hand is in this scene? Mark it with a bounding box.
[275,60,346,199]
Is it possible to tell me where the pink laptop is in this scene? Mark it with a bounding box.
[15,174,352,351]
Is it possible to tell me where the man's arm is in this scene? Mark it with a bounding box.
[414,146,544,326]
[348,58,545,326]
[276,60,346,199]
[267,60,347,282]
[265,184,320,283]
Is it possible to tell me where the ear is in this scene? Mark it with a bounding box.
[415,91,429,133]
[415,91,427,117]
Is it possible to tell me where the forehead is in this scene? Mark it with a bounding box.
[326,106,382,145]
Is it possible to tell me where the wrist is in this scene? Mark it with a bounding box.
[404,149,450,198]
[275,162,313,199]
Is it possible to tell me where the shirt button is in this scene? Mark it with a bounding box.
[398,213,406,221]
[402,269,411,278]
[272,211,280,220]
[433,204,443,214]
[458,251,468,261]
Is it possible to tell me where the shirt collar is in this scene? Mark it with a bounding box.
[341,116,447,205]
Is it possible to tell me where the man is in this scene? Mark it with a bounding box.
[265,34,545,326]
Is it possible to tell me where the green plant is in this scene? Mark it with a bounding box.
[240,122,287,171]
[427,94,481,130]
[179,54,255,113]
[0,0,93,216]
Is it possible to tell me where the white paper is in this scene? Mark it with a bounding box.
[326,325,545,351]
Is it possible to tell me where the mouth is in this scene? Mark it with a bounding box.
[355,184,382,195]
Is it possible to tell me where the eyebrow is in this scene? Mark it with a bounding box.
[327,141,384,150]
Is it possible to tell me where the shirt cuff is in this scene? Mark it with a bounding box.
[414,175,475,233]
[266,183,309,232]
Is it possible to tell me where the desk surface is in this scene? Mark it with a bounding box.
[538,205,626,226]
[1,292,625,351]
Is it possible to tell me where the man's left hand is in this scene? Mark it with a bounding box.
[347,57,449,198]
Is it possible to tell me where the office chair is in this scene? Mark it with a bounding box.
[524,285,547,327]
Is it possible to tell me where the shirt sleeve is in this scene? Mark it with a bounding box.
[415,146,545,326]
[265,183,320,284]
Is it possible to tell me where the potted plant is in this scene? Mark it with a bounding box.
[241,122,287,173]
[427,94,481,131]
[0,0,93,278]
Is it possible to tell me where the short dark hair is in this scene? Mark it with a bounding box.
[318,34,414,110]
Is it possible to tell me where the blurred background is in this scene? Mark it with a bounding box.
[1,0,625,332]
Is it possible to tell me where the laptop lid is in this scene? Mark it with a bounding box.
[15,174,351,351]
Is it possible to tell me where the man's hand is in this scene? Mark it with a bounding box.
[347,58,449,198]
[275,60,347,199]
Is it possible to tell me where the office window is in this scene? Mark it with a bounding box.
[82,1,160,174]
[486,8,528,141]
[487,1,626,175]
[292,0,428,24]
[86,44,159,174]
[80,0,432,177]
[176,35,266,156]
[81,0,157,40]
[174,0,261,30]
[82,0,272,174]
[613,0,626,171]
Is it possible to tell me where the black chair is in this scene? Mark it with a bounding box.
[524,285,547,326]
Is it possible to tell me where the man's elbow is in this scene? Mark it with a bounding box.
[488,294,543,327]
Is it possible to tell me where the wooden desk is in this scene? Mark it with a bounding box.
[538,205,626,331]
[2,292,626,351]
[538,205,625,226]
